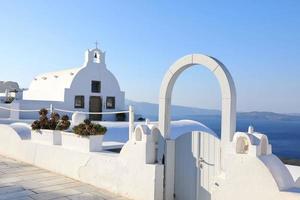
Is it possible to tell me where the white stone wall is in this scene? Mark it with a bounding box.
[212,154,300,200]
[0,103,11,118]
[0,124,163,200]
[286,165,300,187]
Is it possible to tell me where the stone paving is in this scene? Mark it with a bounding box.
[0,155,130,200]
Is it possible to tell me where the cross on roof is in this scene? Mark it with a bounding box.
[95,41,98,49]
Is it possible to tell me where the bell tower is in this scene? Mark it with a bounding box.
[84,42,106,65]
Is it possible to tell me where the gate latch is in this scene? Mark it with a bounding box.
[198,157,204,169]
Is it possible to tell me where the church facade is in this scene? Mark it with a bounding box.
[12,47,125,121]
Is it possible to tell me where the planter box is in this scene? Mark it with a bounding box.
[31,130,62,145]
[61,133,104,152]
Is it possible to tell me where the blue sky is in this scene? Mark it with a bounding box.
[0,0,299,113]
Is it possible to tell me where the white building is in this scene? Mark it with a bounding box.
[1,47,125,121]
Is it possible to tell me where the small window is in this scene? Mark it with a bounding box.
[260,138,268,155]
[91,81,101,93]
[106,97,115,109]
[74,96,84,108]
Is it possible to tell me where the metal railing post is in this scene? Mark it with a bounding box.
[128,105,134,140]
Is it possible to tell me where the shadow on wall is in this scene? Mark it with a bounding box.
[10,122,31,140]
[296,178,300,187]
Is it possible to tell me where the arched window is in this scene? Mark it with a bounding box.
[236,137,249,154]
[260,137,268,155]
[93,52,100,63]
[135,128,143,141]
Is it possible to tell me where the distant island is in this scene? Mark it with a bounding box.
[126,99,300,121]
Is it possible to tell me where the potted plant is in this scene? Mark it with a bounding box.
[31,109,70,145]
[61,119,107,152]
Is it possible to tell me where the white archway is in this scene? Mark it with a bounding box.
[159,54,237,146]
[159,54,237,200]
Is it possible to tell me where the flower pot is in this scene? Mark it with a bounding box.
[61,132,104,152]
[31,129,62,145]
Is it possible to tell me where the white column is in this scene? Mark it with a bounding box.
[128,105,134,140]
[164,139,175,200]
[49,104,54,114]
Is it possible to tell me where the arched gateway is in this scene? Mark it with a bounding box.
[159,54,236,143]
[158,54,237,200]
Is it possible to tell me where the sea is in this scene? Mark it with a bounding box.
[171,115,300,160]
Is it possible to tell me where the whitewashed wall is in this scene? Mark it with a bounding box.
[0,124,163,200]
[17,100,65,119]
[0,103,11,118]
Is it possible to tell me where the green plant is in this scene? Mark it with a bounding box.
[39,109,49,129]
[56,115,71,131]
[39,108,48,116]
[51,112,60,121]
[84,119,91,125]
[73,119,107,136]
[31,120,41,130]
[31,109,70,131]
[48,112,60,130]
[61,115,69,121]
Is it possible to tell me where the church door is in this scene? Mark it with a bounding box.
[89,96,102,121]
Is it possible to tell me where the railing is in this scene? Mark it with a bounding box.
[0,104,135,139]
[52,105,135,139]
[0,105,44,112]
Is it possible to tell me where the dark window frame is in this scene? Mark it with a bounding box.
[106,96,115,109]
[91,80,101,93]
[74,95,85,108]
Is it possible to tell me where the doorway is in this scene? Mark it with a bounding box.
[89,96,102,121]
[174,131,220,200]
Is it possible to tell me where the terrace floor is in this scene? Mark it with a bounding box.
[0,155,130,200]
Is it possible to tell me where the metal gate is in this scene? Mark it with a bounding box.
[174,131,220,200]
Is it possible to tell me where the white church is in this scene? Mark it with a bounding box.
[0,46,125,120]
